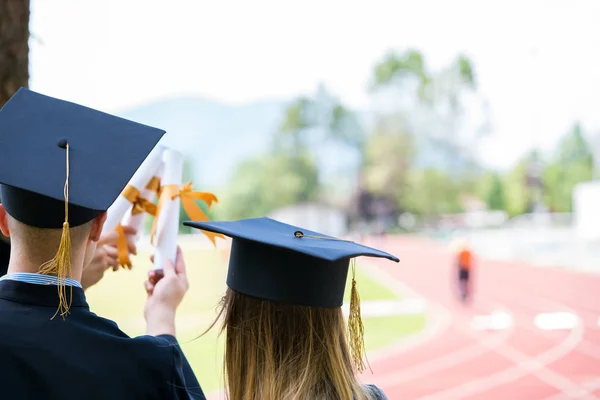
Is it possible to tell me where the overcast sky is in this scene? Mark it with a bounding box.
[28,0,600,168]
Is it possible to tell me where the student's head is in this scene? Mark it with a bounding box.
[186,217,399,400]
[0,87,165,316]
[0,200,106,270]
[450,237,469,252]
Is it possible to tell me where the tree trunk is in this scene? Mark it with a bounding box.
[0,0,30,108]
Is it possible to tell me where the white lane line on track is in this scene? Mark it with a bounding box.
[418,316,590,400]
[504,292,600,362]
[341,298,427,318]
[358,264,452,364]
[535,312,580,331]
[364,264,516,387]
[545,378,600,400]
[375,324,513,388]
[471,311,514,331]
[540,303,600,362]
[578,341,600,360]
[366,267,594,399]
[417,296,596,399]
[362,242,596,399]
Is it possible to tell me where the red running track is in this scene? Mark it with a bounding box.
[359,236,600,400]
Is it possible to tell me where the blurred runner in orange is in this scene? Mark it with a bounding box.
[452,238,474,302]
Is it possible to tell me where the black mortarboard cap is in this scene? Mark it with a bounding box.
[184,217,399,308]
[0,88,166,228]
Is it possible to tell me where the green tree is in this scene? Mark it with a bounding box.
[362,115,414,209]
[219,154,319,220]
[275,97,313,152]
[477,172,505,210]
[371,49,431,102]
[403,168,462,218]
[503,157,533,217]
[370,50,488,174]
[276,86,365,159]
[543,122,593,212]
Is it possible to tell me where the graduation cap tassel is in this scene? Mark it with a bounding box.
[347,259,370,373]
[39,141,73,320]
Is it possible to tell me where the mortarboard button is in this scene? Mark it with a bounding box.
[184,216,399,373]
[183,217,399,308]
[0,87,166,319]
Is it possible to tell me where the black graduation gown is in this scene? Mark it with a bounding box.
[0,280,206,400]
[0,239,9,276]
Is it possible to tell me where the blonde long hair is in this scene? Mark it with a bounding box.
[214,288,375,400]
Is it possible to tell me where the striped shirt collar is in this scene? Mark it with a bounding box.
[0,272,82,289]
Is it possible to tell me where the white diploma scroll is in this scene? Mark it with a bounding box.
[120,162,164,241]
[104,144,165,233]
[152,149,183,270]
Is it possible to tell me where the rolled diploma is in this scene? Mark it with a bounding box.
[153,149,183,270]
[104,144,165,233]
[120,162,164,241]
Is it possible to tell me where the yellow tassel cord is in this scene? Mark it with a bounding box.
[38,143,72,320]
[347,259,370,373]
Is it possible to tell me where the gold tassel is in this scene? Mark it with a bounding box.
[347,260,371,373]
[38,142,72,320]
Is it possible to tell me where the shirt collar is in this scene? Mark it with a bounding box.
[0,279,88,309]
[0,272,83,289]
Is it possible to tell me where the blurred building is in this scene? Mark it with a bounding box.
[573,180,600,242]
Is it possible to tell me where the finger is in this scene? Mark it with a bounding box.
[162,258,176,277]
[127,241,137,256]
[150,255,155,263]
[120,225,137,236]
[144,280,154,296]
[174,247,187,276]
[148,270,162,285]
[97,231,119,247]
[174,247,188,288]
[153,269,165,282]
[105,255,118,268]
[104,245,118,258]
[94,246,107,260]
[147,269,160,279]
[104,254,118,270]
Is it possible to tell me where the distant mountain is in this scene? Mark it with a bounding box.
[117,96,289,188]
[115,96,475,191]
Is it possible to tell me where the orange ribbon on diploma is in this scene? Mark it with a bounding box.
[115,181,161,269]
[151,182,224,246]
[146,176,162,197]
[115,224,132,269]
[121,184,158,216]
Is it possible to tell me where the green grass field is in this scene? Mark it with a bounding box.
[85,246,425,392]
